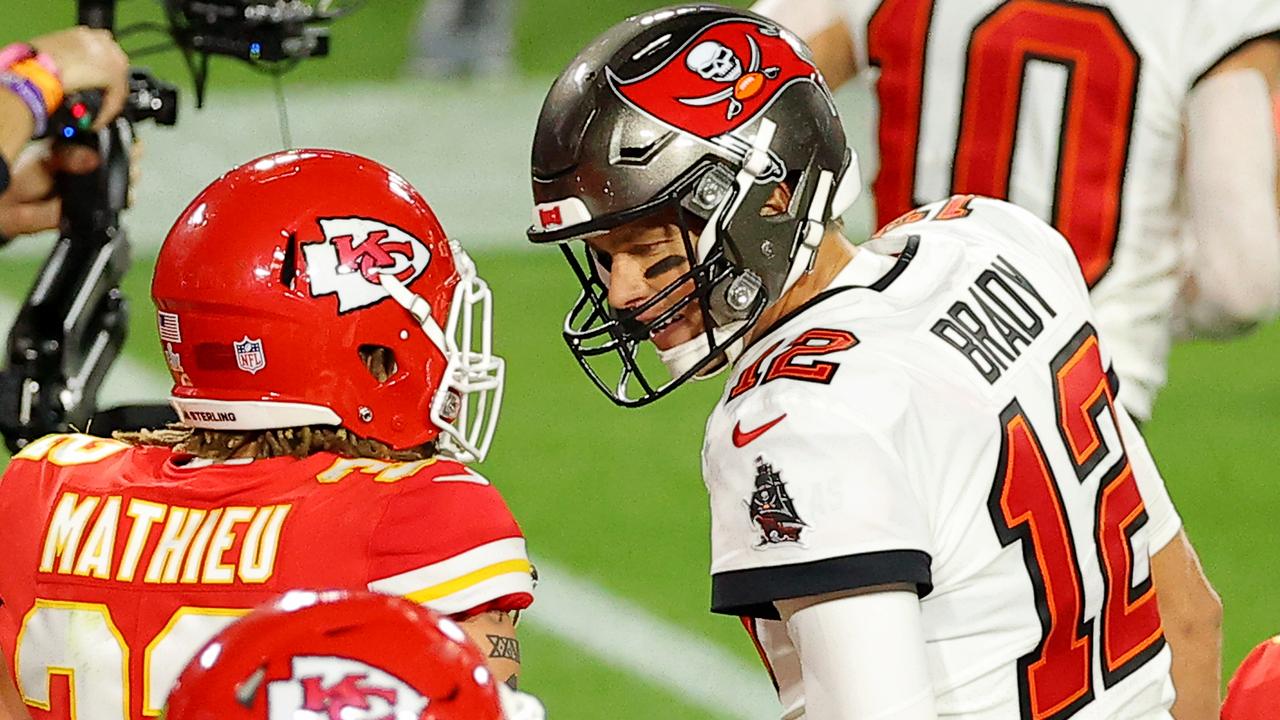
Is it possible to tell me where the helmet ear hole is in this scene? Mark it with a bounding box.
[279,235,299,290]
[777,173,800,216]
[359,345,398,383]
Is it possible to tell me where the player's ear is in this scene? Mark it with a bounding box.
[761,182,794,217]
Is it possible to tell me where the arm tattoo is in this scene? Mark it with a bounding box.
[487,634,521,663]
[504,674,519,690]
[644,254,688,279]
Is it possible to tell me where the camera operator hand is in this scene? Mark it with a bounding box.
[31,27,128,130]
[0,141,133,243]
[0,26,128,236]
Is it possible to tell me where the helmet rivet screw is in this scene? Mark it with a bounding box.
[399,329,410,341]
[726,271,762,311]
[358,407,373,422]
[692,168,732,211]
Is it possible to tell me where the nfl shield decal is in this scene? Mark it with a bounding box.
[234,336,267,375]
[607,18,822,140]
[302,217,433,313]
[747,455,807,548]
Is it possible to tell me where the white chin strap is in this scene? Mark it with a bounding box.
[382,245,504,463]
[656,322,746,380]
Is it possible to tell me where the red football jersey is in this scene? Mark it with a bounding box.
[0,433,533,720]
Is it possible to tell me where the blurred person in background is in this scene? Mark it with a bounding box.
[408,0,516,78]
[527,6,1219,718]
[754,0,1280,423]
[164,590,543,720]
[0,150,532,719]
[0,26,128,242]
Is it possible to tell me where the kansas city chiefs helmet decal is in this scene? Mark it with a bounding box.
[302,217,432,313]
[607,18,825,141]
[265,655,429,720]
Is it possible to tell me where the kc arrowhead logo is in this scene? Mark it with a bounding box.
[266,656,429,720]
[303,217,432,313]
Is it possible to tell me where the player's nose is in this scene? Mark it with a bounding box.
[606,255,654,313]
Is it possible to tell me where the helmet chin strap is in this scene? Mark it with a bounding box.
[380,274,449,353]
[656,322,745,380]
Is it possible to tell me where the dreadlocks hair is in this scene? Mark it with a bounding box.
[116,346,438,462]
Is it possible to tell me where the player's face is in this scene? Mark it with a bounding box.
[586,215,706,351]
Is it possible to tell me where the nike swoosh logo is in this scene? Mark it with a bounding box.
[732,414,787,448]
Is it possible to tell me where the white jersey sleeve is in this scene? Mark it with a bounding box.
[1173,69,1280,339]
[1184,0,1280,86]
[750,0,848,43]
[1116,405,1182,554]
[750,0,879,69]
[780,590,938,720]
[704,372,933,619]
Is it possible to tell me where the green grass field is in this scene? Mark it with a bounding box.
[4,2,1280,718]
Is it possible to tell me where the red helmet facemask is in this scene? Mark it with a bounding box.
[163,590,503,720]
[153,149,503,460]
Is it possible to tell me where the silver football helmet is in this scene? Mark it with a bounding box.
[527,4,860,406]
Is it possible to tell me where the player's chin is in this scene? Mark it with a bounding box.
[650,309,705,350]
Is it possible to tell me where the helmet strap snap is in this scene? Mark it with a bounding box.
[780,169,835,297]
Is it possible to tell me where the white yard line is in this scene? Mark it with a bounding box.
[0,295,779,719]
[531,561,776,718]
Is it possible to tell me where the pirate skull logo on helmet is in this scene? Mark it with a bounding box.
[686,40,742,82]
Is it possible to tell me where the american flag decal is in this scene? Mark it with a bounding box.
[157,311,182,344]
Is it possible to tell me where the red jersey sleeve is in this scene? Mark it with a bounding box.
[365,463,533,618]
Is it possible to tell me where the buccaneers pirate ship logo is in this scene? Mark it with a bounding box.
[607,19,822,140]
[746,456,807,547]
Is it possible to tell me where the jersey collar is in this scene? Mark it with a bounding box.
[736,234,921,360]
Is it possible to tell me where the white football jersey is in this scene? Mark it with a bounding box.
[702,197,1182,719]
[827,0,1280,419]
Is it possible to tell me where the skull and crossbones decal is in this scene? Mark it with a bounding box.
[679,33,781,120]
[606,20,820,140]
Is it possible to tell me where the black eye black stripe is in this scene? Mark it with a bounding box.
[644,254,689,279]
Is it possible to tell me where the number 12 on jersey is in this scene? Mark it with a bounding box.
[989,325,1163,719]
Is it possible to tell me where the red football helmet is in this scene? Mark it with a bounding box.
[1223,634,1280,720]
[164,590,502,720]
[153,149,503,459]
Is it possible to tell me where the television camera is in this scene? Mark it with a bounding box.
[0,0,356,450]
